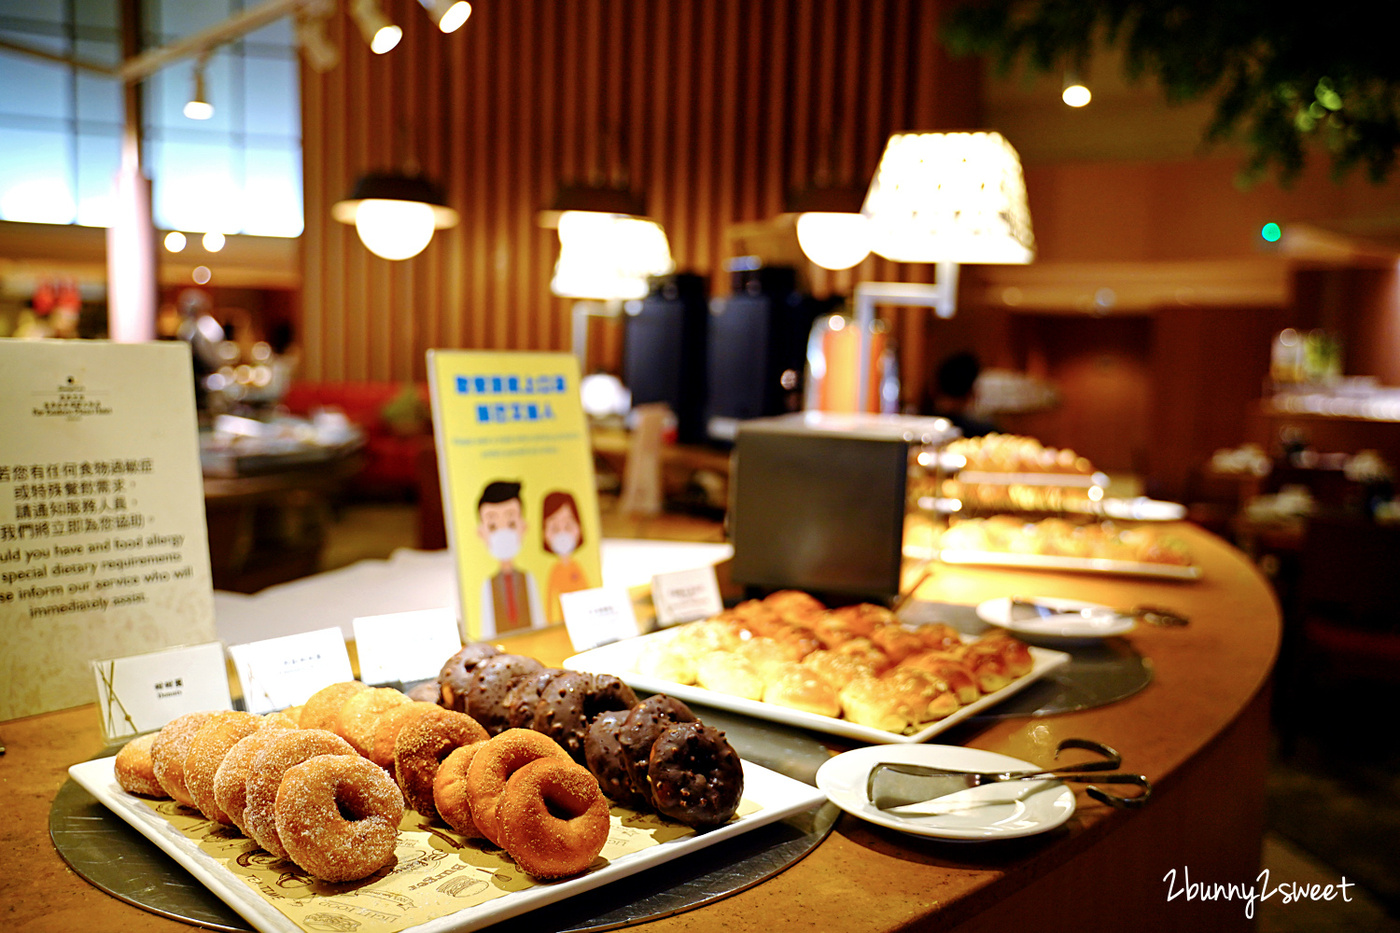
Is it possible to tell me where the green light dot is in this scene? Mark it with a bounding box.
[1262,222,1282,242]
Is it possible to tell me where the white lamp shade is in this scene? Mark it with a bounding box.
[862,131,1035,265]
[550,211,675,300]
[795,211,871,270]
[353,199,438,260]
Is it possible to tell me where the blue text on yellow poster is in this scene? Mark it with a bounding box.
[427,350,602,641]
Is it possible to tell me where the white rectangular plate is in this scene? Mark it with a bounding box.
[566,635,1070,746]
[937,549,1202,581]
[69,756,824,933]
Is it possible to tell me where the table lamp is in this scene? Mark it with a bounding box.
[852,131,1035,411]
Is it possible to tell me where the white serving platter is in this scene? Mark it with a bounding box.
[69,755,825,933]
[937,549,1202,581]
[565,634,1070,746]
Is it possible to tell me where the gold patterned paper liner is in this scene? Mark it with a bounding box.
[140,795,761,933]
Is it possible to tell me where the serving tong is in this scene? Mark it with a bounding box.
[1010,597,1189,628]
[866,738,1152,811]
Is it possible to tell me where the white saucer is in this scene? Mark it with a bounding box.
[977,596,1136,640]
[814,745,1076,841]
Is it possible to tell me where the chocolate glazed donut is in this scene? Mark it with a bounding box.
[647,721,744,828]
[616,694,697,808]
[504,668,565,730]
[465,654,545,735]
[582,673,639,722]
[530,671,594,763]
[583,709,645,808]
[438,643,503,711]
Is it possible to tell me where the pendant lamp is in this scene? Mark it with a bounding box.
[332,171,458,260]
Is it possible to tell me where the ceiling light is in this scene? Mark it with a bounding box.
[538,182,648,229]
[202,231,226,252]
[1062,71,1092,107]
[420,0,471,33]
[164,231,187,252]
[351,0,402,54]
[549,211,675,300]
[332,172,459,260]
[295,7,339,72]
[183,57,213,120]
[786,182,871,270]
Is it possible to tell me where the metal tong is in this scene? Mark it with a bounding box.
[867,738,1152,811]
[1010,598,1189,628]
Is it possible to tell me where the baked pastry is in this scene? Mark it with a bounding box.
[762,662,841,718]
[394,707,489,818]
[617,695,697,808]
[150,711,215,807]
[646,721,744,828]
[300,681,369,735]
[114,733,163,797]
[183,711,265,822]
[497,757,610,878]
[243,728,358,859]
[275,753,405,883]
[465,654,546,735]
[583,709,645,807]
[439,642,503,712]
[463,728,572,847]
[212,723,297,836]
[432,740,489,837]
[694,651,764,700]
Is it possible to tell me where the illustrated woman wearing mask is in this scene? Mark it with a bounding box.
[541,490,591,624]
[476,480,544,635]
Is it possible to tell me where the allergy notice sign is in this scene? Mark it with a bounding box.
[0,340,216,720]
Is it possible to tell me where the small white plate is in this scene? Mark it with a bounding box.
[817,745,1075,840]
[814,745,1076,841]
[976,596,1136,640]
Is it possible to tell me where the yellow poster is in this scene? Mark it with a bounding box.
[427,351,602,641]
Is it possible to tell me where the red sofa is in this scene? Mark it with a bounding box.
[280,382,433,499]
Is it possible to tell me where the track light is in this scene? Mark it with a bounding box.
[1062,70,1091,107]
[419,0,472,33]
[351,0,402,54]
[295,7,339,73]
[183,56,213,120]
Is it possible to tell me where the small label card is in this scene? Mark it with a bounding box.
[651,566,724,628]
[228,627,353,715]
[353,607,462,686]
[91,642,233,743]
[560,586,641,652]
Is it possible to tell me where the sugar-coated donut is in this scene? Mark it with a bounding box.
[243,728,358,859]
[762,662,841,718]
[150,711,215,807]
[464,728,572,847]
[498,758,610,878]
[275,754,405,883]
[583,709,644,808]
[431,740,488,837]
[393,707,489,818]
[338,686,411,756]
[212,722,296,836]
[366,701,442,770]
[114,733,164,797]
[300,681,368,734]
[646,721,744,828]
[617,695,697,808]
[183,711,265,822]
[439,642,502,712]
[465,654,545,735]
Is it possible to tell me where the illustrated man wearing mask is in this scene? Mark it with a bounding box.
[476,480,544,635]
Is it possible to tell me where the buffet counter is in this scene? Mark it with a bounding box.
[0,522,1279,933]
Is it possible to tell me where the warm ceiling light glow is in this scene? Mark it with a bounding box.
[1062,82,1092,107]
[353,199,438,260]
[421,0,471,32]
[192,265,212,285]
[164,231,187,252]
[202,231,226,252]
[550,211,675,299]
[352,0,402,54]
[184,61,213,120]
[332,172,459,260]
[795,212,871,270]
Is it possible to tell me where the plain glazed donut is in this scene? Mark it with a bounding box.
[393,707,489,818]
[617,695,696,808]
[150,711,215,807]
[464,728,572,847]
[439,642,502,712]
[300,681,368,735]
[212,722,296,836]
[114,733,164,797]
[646,721,744,828]
[183,711,265,822]
[583,709,644,808]
[275,754,406,883]
[243,728,358,859]
[431,740,489,837]
[498,757,610,878]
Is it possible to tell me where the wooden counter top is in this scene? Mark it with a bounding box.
[0,523,1279,933]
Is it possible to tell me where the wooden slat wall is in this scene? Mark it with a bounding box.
[300,0,981,384]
